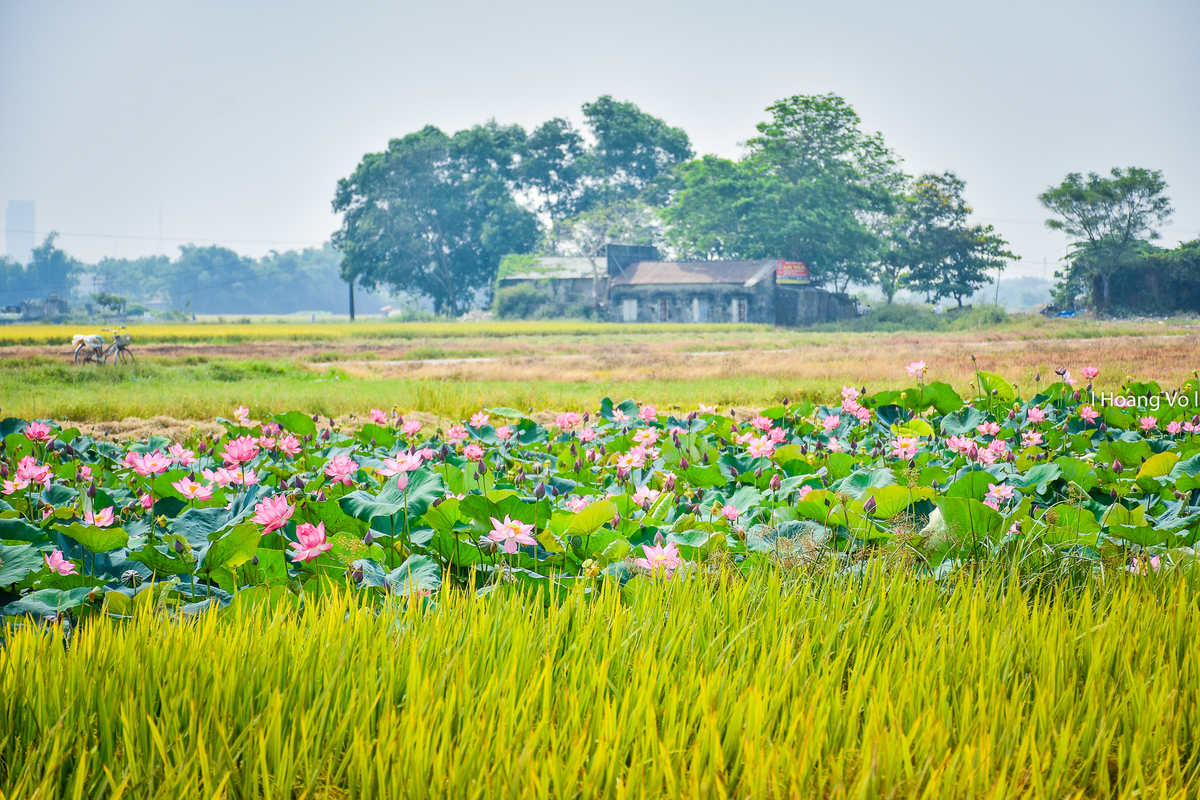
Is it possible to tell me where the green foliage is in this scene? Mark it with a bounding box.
[493,282,552,320]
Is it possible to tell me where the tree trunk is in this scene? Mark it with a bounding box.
[348,278,355,321]
[1101,272,1111,314]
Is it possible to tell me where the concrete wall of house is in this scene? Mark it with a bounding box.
[609,281,775,323]
[775,286,856,326]
[497,276,608,309]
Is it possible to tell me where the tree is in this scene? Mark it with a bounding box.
[579,95,692,207]
[520,118,588,228]
[661,94,903,292]
[26,233,80,298]
[332,123,539,315]
[556,199,664,306]
[1038,167,1173,313]
[899,173,1014,307]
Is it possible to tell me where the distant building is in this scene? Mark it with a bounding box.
[605,245,855,326]
[5,201,35,265]
[20,292,69,321]
[496,255,609,310]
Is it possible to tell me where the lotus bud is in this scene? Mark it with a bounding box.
[665,475,676,492]
[320,429,330,441]
[440,444,450,460]
[582,412,589,422]
[173,539,185,554]
[672,431,681,447]
[1111,488,1118,498]
[1072,391,1081,402]
[316,490,327,502]
[654,531,665,546]
[863,495,877,515]
[968,444,978,460]
[364,530,376,546]
[292,477,306,490]
[1008,409,1016,420]
[1099,423,1107,433]
[769,474,781,491]
[121,569,143,588]
[476,461,487,476]
[909,459,917,469]
[849,441,857,454]
[599,444,606,456]
[515,469,526,484]
[1006,451,1016,463]
[641,499,651,512]
[687,410,698,422]
[782,397,789,405]
[1112,460,1123,474]
[574,458,584,472]
[570,443,578,456]
[197,441,207,455]
[702,452,709,464]
[1055,366,1067,377]
[800,444,808,455]
[612,513,621,527]
[312,413,320,422]
[754,466,763,479]
[87,482,97,498]
[251,555,259,566]
[719,437,728,447]
[370,438,376,448]
[347,565,364,584]
[534,482,546,498]
[680,457,689,470]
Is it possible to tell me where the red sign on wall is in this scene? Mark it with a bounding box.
[775,261,811,284]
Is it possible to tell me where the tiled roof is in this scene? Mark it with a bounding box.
[610,260,776,287]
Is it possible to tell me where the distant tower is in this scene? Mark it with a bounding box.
[5,201,35,265]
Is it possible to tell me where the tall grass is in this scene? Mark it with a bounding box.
[3,568,1197,798]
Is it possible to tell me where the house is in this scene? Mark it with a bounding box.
[20,292,70,321]
[495,254,610,312]
[605,246,855,326]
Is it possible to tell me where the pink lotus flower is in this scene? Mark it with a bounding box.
[611,409,630,424]
[987,439,1008,457]
[638,405,658,422]
[1079,406,1100,423]
[401,419,423,436]
[796,485,814,501]
[1061,371,1076,387]
[223,435,260,466]
[565,496,591,513]
[1081,366,1100,380]
[826,437,845,453]
[1127,555,1162,575]
[323,454,359,485]
[16,456,51,485]
[487,515,537,554]
[233,406,252,426]
[135,452,172,476]
[261,422,282,437]
[289,521,333,563]
[768,427,787,443]
[253,494,295,534]
[890,437,919,460]
[78,465,93,482]
[635,541,683,578]
[462,443,485,462]
[470,411,490,428]
[822,415,841,433]
[631,484,661,506]
[1139,416,1157,432]
[168,443,197,467]
[852,405,871,423]
[138,493,154,511]
[734,430,756,445]
[577,427,597,443]
[985,483,1014,505]
[24,421,54,442]
[721,504,740,521]
[1167,421,1183,435]
[555,411,581,430]
[172,478,213,501]
[417,447,437,461]
[697,403,717,414]
[905,361,927,379]
[2,478,30,494]
[1185,422,1199,434]
[495,425,513,441]
[446,425,468,444]
[946,435,972,455]
[44,550,77,576]
[632,427,660,446]
[1021,430,1044,448]
[277,434,302,456]
[380,452,424,476]
[841,385,860,401]
[616,447,647,471]
[1026,406,1046,424]
[976,421,1000,437]
[84,507,115,527]
[750,415,773,432]
[746,436,775,458]
[370,408,389,425]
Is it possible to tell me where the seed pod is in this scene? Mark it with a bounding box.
[477,537,498,555]
[121,569,144,588]
[569,535,583,553]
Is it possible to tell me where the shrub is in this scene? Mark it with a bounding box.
[947,304,1009,330]
[494,283,551,320]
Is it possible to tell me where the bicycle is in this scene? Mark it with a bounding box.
[72,327,136,365]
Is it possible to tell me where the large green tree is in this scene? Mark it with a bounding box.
[1038,167,1173,313]
[579,95,692,207]
[882,172,1014,306]
[661,94,903,292]
[333,123,539,315]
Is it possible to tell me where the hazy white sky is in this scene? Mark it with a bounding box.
[2,0,1197,277]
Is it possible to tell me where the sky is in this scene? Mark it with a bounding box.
[1,0,1198,278]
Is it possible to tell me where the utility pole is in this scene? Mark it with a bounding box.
[348,276,355,321]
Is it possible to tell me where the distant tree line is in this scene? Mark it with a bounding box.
[1,239,391,316]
